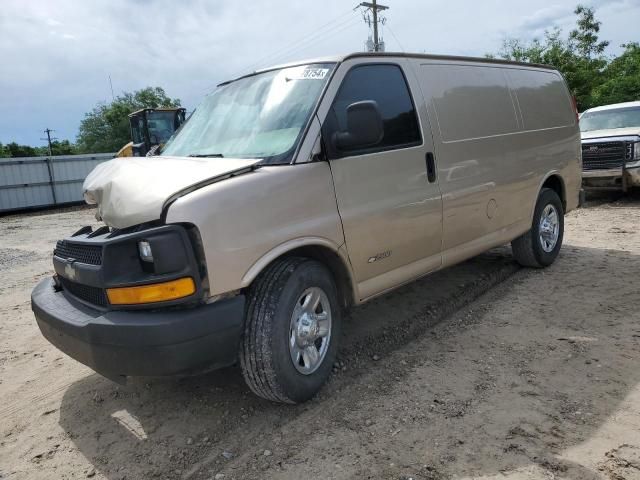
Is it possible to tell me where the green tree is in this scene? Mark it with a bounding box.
[497,36,546,63]
[5,142,39,157]
[0,140,78,158]
[592,43,640,106]
[495,5,611,110]
[76,87,180,154]
[48,139,77,156]
[569,5,609,58]
[567,5,609,109]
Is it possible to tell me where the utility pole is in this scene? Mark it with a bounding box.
[108,75,115,101]
[41,128,56,157]
[359,0,388,52]
[40,128,58,204]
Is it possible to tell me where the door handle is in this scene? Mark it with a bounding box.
[425,152,437,183]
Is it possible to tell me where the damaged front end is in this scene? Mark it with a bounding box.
[30,155,260,381]
[82,155,261,229]
[51,222,206,310]
[31,220,245,381]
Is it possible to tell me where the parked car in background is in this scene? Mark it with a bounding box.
[580,101,640,192]
[32,53,581,403]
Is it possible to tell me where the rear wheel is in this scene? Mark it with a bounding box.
[512,188,564,268]
[240,257,340,403]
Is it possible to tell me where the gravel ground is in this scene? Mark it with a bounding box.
[1,194,639,480]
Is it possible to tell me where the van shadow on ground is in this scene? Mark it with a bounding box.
[57,243,640,479]
[584,188,640,207]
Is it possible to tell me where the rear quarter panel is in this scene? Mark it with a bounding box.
[505,67,581,215]
[413,59,580,266]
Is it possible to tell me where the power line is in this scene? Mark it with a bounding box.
[216,7,361,90]
[253,17,361,70]
[237,9,357,75]
[386,24,405,52]
[204,19,358,92]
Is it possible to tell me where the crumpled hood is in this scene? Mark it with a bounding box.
[581,127,640,140]
[83,156,261,229]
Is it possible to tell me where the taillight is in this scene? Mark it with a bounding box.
[571,96,579,122]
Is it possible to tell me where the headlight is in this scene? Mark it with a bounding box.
[634,141,640,161]
[138,240,154,263]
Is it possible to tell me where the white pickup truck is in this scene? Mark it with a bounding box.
[580,101,640,192]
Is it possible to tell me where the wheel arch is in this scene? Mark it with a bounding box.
[241,238,357,310]
[532,172,566,220]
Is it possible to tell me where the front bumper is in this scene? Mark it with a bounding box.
[582,166,640,190]
[32,278,245,381]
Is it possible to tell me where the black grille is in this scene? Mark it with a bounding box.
[60,278,108,307]
[54,241,103,265]
[582,141,626,171]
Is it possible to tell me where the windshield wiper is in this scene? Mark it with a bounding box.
[188,153,224,158]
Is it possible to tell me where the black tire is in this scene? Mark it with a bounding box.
[511,188,564,268]
[240,257,341,403]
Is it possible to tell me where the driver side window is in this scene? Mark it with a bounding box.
[324,64,421,158]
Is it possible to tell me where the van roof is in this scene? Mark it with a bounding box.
[220,51,557,86]
[345,52,556,70]
[583,100,640,113]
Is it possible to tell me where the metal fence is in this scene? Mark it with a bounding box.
[0,153,115,213]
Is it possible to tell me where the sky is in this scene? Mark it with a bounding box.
[1,0,638,146]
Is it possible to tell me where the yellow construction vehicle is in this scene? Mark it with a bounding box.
[116,107,187,157]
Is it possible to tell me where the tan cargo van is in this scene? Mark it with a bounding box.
[32,52,581,403]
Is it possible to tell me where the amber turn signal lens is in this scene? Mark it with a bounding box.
[106,277,196,305]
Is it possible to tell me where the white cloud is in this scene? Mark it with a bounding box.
[0,0,637,145]
[518,5,574,33]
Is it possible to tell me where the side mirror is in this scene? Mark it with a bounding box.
[332,100,384,151]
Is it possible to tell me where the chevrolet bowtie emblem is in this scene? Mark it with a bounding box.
[64,262,77,280]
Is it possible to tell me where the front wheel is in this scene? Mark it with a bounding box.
[240,257,341,403]
[511,188,564,268]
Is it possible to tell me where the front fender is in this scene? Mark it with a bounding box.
[165,163,345,297]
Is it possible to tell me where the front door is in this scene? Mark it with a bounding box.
[321,60,442,300]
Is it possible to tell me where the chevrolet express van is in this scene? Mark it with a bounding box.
[32,52,581,403]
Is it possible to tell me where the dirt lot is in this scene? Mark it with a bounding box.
[1,195,640,480]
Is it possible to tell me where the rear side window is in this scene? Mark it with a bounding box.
[508,69,575,130]
[326,64,421,154]
[422,64,519,142]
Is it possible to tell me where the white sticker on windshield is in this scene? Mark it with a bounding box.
[287,68,329,81]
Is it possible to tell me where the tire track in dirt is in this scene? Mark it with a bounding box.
[183,254,520,478]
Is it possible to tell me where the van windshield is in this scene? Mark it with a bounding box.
[161,63,335,163]
[580,107,640,132]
